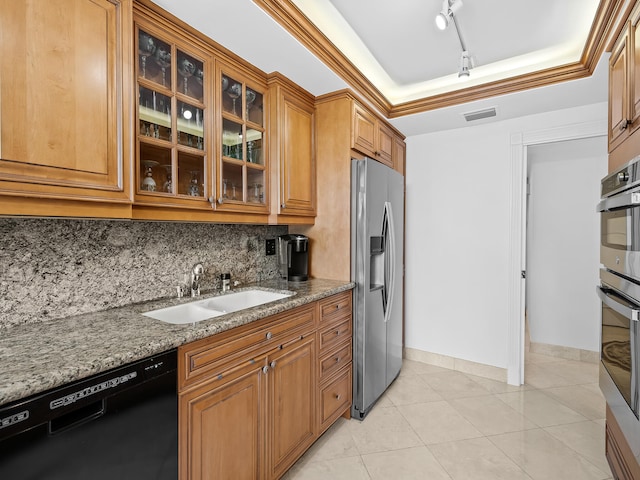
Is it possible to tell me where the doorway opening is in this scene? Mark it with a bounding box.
[524,138,606,369]
[507,120,606,385]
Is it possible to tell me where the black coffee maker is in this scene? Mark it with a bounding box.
[277,234,309,282]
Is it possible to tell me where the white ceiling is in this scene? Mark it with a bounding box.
[149,0,609,136]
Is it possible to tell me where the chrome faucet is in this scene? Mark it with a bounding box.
[191,263,204,297]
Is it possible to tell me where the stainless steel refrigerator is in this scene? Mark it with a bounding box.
[351,157,404,420]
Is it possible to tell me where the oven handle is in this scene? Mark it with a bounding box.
[597,286,640,321]
[597,191,640,212]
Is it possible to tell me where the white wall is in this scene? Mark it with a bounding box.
[526,137,607,352]
[404,101,607,370]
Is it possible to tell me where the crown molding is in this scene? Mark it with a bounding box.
[253,0,625,118]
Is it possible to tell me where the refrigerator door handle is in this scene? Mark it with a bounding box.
[383,201,396,323]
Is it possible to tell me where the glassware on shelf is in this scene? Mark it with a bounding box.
[222,178,228,199]
[221,76,229,92]
[195,68,204,85]
[246,90,256,120]
[141,160,159,191]
[231,183,238,200]
[188,170,200,196]
[250,183,263,203]
[162,164,172,193]
[227,83,241,116]
[177,55,196,95]
[247,141,255,163]
[154,46,171,87]
[138,31,156,79]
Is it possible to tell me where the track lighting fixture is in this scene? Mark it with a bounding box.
[435,0,463,30]
[435,0,473,78]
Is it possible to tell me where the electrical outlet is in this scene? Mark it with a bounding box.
[265,238,276,256]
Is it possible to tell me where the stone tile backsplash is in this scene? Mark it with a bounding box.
[0,218,287,328]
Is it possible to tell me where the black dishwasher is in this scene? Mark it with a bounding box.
[0,349,177,480]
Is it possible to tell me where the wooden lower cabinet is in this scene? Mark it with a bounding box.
[180,361,267,480]
[606,404,640,479]
[178,291,353,480]
[268,335,316,479]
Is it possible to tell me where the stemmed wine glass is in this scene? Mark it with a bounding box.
[222,178,228,199]
[162,164,172,193]
[141,160,158,191]
[195,68,204,86]
[138,32,156,79]
[227,83,241,116]
[247,140,255,163]
[154,46,171,87]
[245,90,256,120]
[177,55,196,95]
[188,171,200,197]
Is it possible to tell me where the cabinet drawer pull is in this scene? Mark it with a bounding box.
[335,394,341,400]
[266,331,273,340]
[335,330,340,335]
[334,356,340,363]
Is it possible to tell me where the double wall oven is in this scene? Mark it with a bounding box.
[598,157,640,462]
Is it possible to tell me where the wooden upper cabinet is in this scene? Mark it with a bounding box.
[608,2,640,172]
[352,101,402,170]
[630,6,640,132]
[268,74,316,223]
[393,136,406,175]
[0,0,133,215]
[217,62,269,215]
[376,122,394,167]
[133,15,213,212]
[352,104,377,157]
[610,24,630,152]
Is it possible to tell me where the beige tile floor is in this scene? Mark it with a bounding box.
[283,352,612,480]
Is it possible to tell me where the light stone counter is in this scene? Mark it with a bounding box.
[0,278,354,406]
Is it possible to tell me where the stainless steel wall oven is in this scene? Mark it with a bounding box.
[598,158,640,463]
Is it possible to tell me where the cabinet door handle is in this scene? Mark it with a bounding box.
[281,203,286,209]
[620,119,630,131]
[266,331,273,340]
[217,197,224,205]
[335,330,340,335]
[262,365,269,374]
[270,360,277,369]
[334,394,341,400]
[334,356,341,363]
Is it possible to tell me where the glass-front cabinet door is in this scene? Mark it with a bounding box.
[135,22,211,208]
[217,65,267,212]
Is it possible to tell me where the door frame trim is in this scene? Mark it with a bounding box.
[508,119,607,385]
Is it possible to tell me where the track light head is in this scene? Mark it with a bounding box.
[435,0,463,30]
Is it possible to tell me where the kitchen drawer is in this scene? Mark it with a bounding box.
[319,341,352,382]
[319,291,352,324]
[318,316,352,353]
[179,303,315,389]
[319,366,352,434]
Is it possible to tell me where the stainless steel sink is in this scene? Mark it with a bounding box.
[143,288,294,324]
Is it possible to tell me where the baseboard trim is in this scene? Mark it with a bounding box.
[403,347,507,383]
[529,342,599,364]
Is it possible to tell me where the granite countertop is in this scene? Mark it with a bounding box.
[0,278,354,407]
